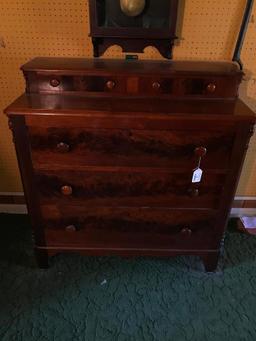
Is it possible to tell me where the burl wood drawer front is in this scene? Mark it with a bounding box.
[35,169,225,209]
[29,126,235,170]
[41,206,218,250]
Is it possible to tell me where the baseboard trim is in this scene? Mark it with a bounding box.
[0,193,255,216]
[0,193,26,205]
[0,192,24,196]
[0,204,27,214]
[230,208,256,217]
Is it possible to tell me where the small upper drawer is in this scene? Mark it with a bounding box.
[25,73,126,94]
[139,77,173,95]
[22,58,243,98]
[138,76,239,98]
[181,77,240,98]
[24,73,241,98]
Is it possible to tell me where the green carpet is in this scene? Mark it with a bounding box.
[1,214,256,341]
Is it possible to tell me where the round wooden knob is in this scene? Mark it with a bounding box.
[56,142,70,153]
[194,147,207,157]
[189,188,199,197]
[106,80,115,90]
[65,225,77,232]
[206,83,216,93]
[61,185,73,196]
[181,228,192,237]
[50,79,60,87]
[152,82,161,90]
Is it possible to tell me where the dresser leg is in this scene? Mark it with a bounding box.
[34,248,49,269]
[201,252,219,272]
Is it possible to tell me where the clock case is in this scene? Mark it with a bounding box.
[89,0,254,67]
[88,0,179,59]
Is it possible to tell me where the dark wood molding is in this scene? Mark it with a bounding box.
[9,116,45,245]
[91,37,176,59]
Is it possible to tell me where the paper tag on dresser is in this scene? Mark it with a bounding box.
[192,168,203,183]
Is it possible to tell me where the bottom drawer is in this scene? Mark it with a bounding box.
[41,205,219,250]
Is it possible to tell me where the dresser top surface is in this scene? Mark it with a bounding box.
[21,57,242,76]
[5,94,255,122]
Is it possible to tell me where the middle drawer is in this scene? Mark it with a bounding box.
[35,169,226,209]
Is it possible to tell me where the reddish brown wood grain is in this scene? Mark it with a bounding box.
[6,94,254,120]
[41,206,218,250]
[35,169,226,209]
[4,58,255,270]
[28,126,235,170]
[24,73,240,98]
[21,58,242,75]
[21,58,242,97]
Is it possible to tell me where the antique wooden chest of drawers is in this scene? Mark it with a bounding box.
[5,57,255,271]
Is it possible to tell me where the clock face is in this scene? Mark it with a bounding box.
[96,0,172,29]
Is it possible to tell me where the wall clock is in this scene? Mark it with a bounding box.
[88,0,179,59]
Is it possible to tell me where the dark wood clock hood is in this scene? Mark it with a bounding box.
[88,0,179,58]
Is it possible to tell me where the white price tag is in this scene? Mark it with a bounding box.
[192,168,203,183]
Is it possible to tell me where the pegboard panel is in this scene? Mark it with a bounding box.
[0,0,256,195]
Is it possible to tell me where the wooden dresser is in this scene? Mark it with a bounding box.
[5,57,255,271]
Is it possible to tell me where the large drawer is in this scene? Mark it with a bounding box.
[40,205,218,250]
[35,169,226,209]
[29,126,235,170]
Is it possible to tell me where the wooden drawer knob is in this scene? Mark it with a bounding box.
[188,188,199,197]
[50,79,60,87]
[152,82,161,90]
[181,228,192,237]
[194,146,207,157]
[206,83,216,93]
[56,142,70,153]
[106,80,115,90]
[61,185,73,196]
[65,225,77,232]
